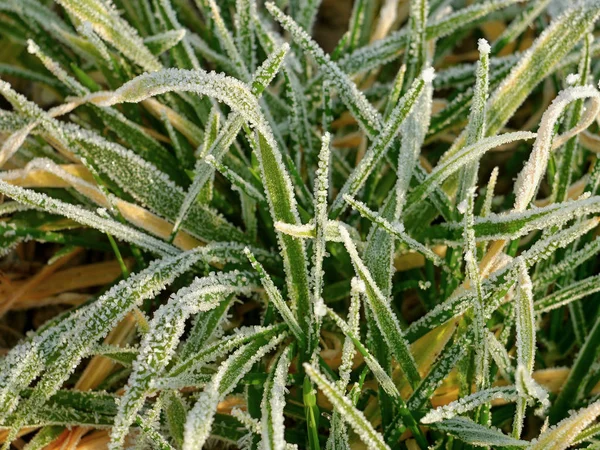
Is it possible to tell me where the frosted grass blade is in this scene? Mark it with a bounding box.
[304,363,390,450]
[431,417,529,447]
[109,271,256,449]
[338,226,421,388]
[261,346,292,450]
[182,332,287,449]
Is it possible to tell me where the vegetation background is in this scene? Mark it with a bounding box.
[1,0,600,449]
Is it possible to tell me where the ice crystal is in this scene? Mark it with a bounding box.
[1,0,600,447]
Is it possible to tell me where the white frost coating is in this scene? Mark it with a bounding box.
[515,365,550,412]
[513,260,536,437]
[0,121,38,167]
[55,0,161,72]
[2,249,206,432]
[514,85,600,211]
[326,307,399,398]
[162,325,283,389]
[478,38,491,54]
[78,21,112,64]
[422,67,436,83]
[339,0,522,77]
[261,347,292,450]
[464,250,475,265]
[204,0,250,80]
[170,43,289,237]
[244,248,304,342]
[338,224,420,387]
[313,298,327,317]
[26,39,87,95]
[183,335,286,450]
[304,363,391,450]
[409,131,536,207]
[351,277,366,295]
[330,74,428,217]
[457,199,468,214]
[337,280,361,391]
[467,195,600,245]
[311,132,331,341]
[421,387,519,424]
[274,221,315,238]
[232,407,262,434]
[266,2,383,138]
[0,180,178,256]
[81,68,267,132]
[566,73,580,85]
[109,271,255,449]
[531,401,600,450]
[344,195,443,266]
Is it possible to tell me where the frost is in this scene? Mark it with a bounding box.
[478,38,491,54]
[56,0,161,72]
[422,386,519,424]
[266,2,383,138]
[514,85,600,211]
[183,333,286,449]
[513,260,536,436]
[261,346,292,450]
[0,180,179,256]
[457,199,468,214]
[330,73,429,217]
[200,0,250,80]
[109,270,256,449]
[310,133,332,345]
[566,73,580,85]
[313,298,327,317]
[345,195,443,266]
[407,131,536,209]
[418,280,431,290]
[83,69,266,131]
[532,401,600,450]
[352,278,366,294]
[245,247,304,343]
[535,272,600,314]
[0,248,206,431]
[338,225,421,388]
[433,417,529,447]
[304,363,391,450]
[163,324,286,389]
[422,67,436,83]
[0,121,38,167]
[339,0,522,76]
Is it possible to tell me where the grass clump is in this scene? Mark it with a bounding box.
[1,0,600,448]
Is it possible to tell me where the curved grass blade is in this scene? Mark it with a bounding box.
[422,386,519,424]
[182,332,287,449]
[109,270,256,449]
[170,43,289,247]
[0,249,206,436]
[535,401,600,450]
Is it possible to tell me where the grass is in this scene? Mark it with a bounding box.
[0,0,600,448]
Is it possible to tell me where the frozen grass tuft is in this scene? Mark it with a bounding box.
[1,0,600,449]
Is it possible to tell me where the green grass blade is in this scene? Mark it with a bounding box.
[304,363,390,450]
